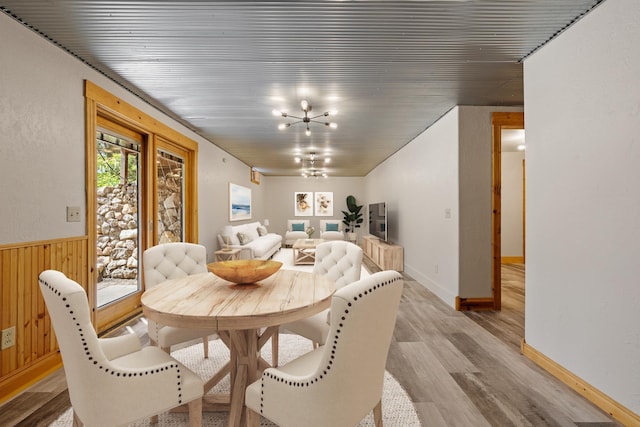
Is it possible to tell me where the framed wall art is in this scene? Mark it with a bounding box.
[229,182,252,221]
[294,191,313,216]
[314,191,334,216]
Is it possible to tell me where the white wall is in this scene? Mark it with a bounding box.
[458,105,523,297]
[366,105,524,305]
[524,0,640,413]
[366,107,460,307]
[263,176,365,239]
[0,12,259,262]
[0,14,86,243]
[197,144,266,258]
[501,152,525,257]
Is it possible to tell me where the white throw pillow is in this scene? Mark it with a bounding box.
[237,232,253,245]
[243,222,261,241]
[227,227,241,246]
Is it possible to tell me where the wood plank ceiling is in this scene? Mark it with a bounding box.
[1,1,604,176]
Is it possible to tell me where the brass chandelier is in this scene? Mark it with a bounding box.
[273,100,337,136]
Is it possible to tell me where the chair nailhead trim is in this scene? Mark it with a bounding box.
[39,277,187,405]
[259,275,402,413]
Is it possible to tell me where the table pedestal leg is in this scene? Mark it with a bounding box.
[196,328,277,425]
[227,329,260,427]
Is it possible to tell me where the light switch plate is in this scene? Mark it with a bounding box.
[66,206,81,222]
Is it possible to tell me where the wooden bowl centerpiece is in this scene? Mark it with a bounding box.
[208,259,283,285]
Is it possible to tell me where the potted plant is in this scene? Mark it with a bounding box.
[342,195,363,243]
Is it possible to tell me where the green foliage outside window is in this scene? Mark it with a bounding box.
[97,142,138,187]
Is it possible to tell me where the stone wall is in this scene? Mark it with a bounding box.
[96,184,138,280]
[96,179,181,281]
[157,176,183,243]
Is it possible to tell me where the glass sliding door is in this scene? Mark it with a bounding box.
[152,137,194,247]
[156,149,185,243]
[86,81,199,333]
[95,126,143,308]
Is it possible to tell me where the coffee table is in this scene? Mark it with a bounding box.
[292,238,324,265]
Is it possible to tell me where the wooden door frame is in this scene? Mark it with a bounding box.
[153,137,198,247]
[522,158,526,262]
[85,80,199,333]
[491,112,525,310]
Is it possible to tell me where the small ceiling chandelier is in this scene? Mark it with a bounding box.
[303,169,328,179]
[296,152,329,178]
[273,100,337,136]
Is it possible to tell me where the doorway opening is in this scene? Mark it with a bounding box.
[491,112,525,310]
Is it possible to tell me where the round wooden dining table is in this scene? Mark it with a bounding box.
[141,269,335,427]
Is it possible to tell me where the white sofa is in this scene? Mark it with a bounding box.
[284,219,310,246]
[319,220,345,241]
[217,221,282,260]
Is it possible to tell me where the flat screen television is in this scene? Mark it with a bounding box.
[368,202,387,242]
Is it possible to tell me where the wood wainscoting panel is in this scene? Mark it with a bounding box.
[0,236,88,402]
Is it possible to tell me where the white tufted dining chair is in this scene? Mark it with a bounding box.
[143,242,219,357]
[245,270,404,427]
[38,270,203,427]
[281,241,363,348]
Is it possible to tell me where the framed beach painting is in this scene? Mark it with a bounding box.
[315,192,333,216]
[229,183,252,221]
[294,191,313,216]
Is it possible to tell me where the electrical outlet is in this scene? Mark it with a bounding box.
[1,326,16,350]
[66,206,81,222]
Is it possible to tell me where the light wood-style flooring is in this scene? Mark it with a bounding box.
[0,262,621,426]
[462,263,526,350]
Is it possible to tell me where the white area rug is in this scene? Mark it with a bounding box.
[51,334,419,426]
[272,247,370,278]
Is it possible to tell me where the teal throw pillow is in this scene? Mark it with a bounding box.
[326,223,339,231]
[292,223,305,231]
